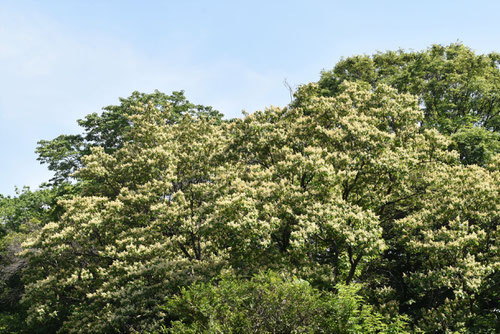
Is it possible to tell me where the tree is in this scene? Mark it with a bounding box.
[218,82,453,289]
[36,90,223,185]
[23,103,227,333]
[316,43,500,166]
[0,187,63,333]
[13,45,500,333]
[22,81,494,333]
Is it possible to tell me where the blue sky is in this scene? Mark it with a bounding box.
[1,0,500,195]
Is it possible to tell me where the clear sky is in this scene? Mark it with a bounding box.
[1,0,500,195]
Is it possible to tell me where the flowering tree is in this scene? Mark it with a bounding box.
[15,45,500,333]
[23,103,227,333]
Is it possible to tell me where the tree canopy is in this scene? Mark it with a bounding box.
[35,90,223,185]
[316,43,500,166]
[1,43,499,333]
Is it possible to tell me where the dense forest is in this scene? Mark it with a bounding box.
[1,43,499,333]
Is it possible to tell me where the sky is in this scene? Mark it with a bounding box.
[1,0,500,196]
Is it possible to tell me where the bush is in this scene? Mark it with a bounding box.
[161,271,409,333]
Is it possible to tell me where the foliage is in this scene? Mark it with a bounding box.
[23,103,227,333]
[1,43,499,333]
[218,81,436,288]
[386,163,499,332]
[36,90,223,185]
[450,126,500,165]
[0,187,65,333]
[316,43,500,165]
[162,271,409,333]
[0,187,57,234]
